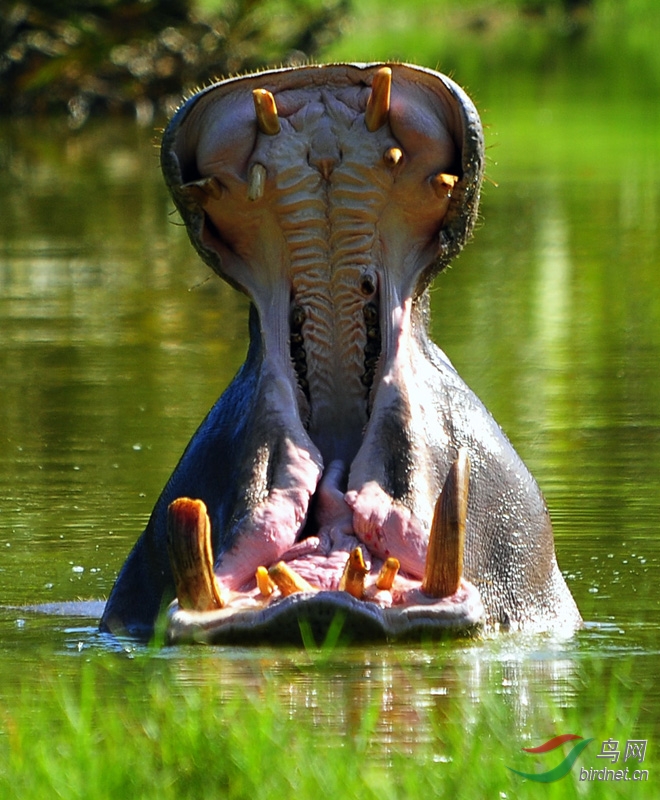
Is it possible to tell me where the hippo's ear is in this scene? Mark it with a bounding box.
[401,65,485,291]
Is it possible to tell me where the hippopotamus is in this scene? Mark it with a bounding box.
[100,63,581,643]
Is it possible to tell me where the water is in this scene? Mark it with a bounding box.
[1,85,659,754]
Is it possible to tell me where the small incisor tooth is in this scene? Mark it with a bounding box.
[255,565,275,597]
[339,546,368,599]
[376,557,400,591]
[181,176,222,206]
[247,163,267,201]
[365,66,392,132]
[253,88,281,135]
[422,448,470,598]
[268,562,316,597]
[431,173,459,199]
[167,497,224,611]
[383,147,403,167]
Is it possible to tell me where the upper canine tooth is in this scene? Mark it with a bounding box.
[339,547,368,599]
[375,557,400,591]
[253,88,281,135]
[166,497,225,611]
[268,562,316,597]
[422,448,470,598]
[247,163,267,201]
[365,66,392,132]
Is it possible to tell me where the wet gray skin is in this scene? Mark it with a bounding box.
[100,63,581,644]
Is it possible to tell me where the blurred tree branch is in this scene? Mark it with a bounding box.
[0,0,350,126]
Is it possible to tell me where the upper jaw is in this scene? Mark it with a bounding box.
[161,62,483,299]
[160,62,483,474]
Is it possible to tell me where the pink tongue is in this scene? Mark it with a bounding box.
[214,457,433,596]
[212,437,323,591]
[345,482,428,579]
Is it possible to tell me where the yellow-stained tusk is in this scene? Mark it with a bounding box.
[247,163,267,201]
[253,88,281,135]
[383,147,403,167]
[422,448,470,598]
[268,562,316,597]
[166,497,225,611]
[375,557,400,591]
[255,565,275,597]
[365,66,392,132]
[339,546,369,599]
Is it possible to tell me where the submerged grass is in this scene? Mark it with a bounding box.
[0,648,655,799]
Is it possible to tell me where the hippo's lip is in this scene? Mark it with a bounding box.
[165,449,485,644]
[167,585,484,645]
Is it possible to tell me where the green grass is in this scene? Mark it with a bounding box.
[0,650,655,799]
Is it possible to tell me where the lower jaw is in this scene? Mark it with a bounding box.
[166,582,485,645]
[164,449,485,645]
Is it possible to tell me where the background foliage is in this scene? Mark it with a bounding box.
[0,0,348,125]
[2,0,660,125]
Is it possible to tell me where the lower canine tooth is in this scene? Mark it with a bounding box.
[167,497,224,611]
[268,562,316,597]
[339,547,368,599]
[422,448,470,598]
[376,557,400,591]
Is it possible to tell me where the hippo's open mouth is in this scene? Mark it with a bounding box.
[166,449,484,644]
[158,64,487,644]
[100,63,581,643]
